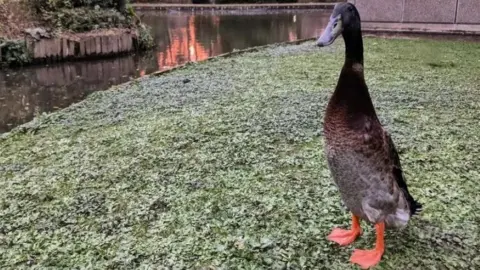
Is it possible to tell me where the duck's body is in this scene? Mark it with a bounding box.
[324,61,417,229]
[317,3,421,269]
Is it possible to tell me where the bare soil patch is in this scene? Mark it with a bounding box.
[0,0,43,39]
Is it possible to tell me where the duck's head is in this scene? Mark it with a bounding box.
[317,3,361,47]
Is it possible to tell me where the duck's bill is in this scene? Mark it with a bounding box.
[317,15,342,47]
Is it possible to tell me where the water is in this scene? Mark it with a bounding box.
[0,9,329,133]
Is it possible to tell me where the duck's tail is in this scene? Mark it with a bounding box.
[410,199,423,216]
[386,132,423,217]
[404,190,422,217]
[393,166,422,217]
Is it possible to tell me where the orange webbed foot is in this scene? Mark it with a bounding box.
[327,228,361,246]
[349,222,385,269]
[327,214,362,246]
[350,248,383,269]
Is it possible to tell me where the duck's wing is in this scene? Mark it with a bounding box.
[384,131,422,216]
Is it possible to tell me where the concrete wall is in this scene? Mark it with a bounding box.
[348,0,480,24]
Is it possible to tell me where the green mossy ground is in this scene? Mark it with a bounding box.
[1,37,479,269]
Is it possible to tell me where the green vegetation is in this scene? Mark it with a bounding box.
[41,7,134,32]
[135,23,155,50]
[0,38,31,66]
[33,0,137,32]
[0,0,36,65]
[1,38,479,269]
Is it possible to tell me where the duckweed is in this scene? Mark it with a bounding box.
[1,37,479,269]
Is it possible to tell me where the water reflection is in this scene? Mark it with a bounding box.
[0,58,139,132]
[0,9,329,133]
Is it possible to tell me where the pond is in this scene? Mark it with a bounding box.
[0,9,330,133]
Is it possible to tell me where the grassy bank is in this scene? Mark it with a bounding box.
[1,37,479,269]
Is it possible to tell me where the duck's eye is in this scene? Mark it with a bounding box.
[333,22,338,28]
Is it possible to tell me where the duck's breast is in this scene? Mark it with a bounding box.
[323,115,399,221]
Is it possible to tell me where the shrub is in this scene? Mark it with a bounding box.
[0,38,31,66]
[32,0,119,12]
[70,0,117,8]
[42,7,134,32]
[135,23,155,50]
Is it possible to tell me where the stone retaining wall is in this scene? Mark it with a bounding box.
[25,30,137,63]
[132,3,336,10]
[349,0,480,24]
[0,30,138,66]
[131,0,338,3]
[132,0,192,3]
[348,0,480,36]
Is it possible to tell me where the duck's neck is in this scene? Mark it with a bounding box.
[329,28,377,122]
[343,28,364,65]
[339,28,365,83]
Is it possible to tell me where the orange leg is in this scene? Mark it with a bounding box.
[350,222,385,269]
[327,214,362,246]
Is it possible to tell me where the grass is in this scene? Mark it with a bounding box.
[1,37,480,269]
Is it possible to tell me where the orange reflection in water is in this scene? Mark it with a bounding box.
[156,16,220,72]
[288,30,298,42]
[148,12,327,74]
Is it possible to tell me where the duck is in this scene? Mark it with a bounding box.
[316,3,422,269]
